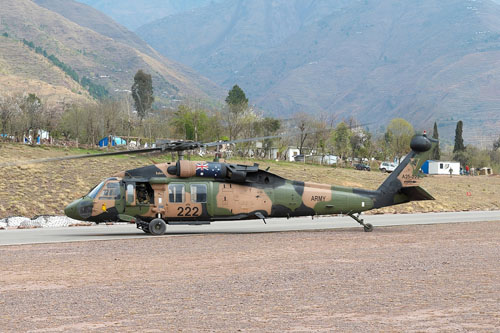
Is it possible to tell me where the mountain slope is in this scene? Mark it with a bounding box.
[34,0,154,57]
[137,0,340,85]
[0,0,223,108]
[76,0,224,30]
[137,0,500,143]
[0,35,92,107]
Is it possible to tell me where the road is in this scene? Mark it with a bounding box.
[0,210,499,246]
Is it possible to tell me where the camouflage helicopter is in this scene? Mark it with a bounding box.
[4,133,437,235]
[57,133,436,235]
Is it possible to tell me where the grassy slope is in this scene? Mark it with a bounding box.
[0,36,92,106]
[0,144,498,218]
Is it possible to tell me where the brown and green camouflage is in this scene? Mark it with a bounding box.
[64,134,437,231]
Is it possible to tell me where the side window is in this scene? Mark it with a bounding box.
[136,183,154,204]
[169,184,185,203]
[440,163,444,169]
[126,184,135,204]
[191,184,207,203]
[99,181,121,200]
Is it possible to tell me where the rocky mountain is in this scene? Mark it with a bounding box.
[137,0,500,144]
[75,0,224,30]
[0,0,222,109]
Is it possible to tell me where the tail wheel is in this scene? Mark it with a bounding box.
[363,223,373,232]
[149,218,167,236]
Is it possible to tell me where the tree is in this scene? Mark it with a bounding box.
[253,117,281,158]
[431,122,441,160]
[493,136,500,151]
[224,85,249,140]
[131,70,154,121]
[453,120,465,153]
[20,94,43,141]
[385,118,414,162]
[292,112,315,154]
[171,105,210,141]
[0,94,21,136]
[331,122,351,163]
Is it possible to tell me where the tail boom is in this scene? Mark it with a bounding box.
[374,134,437,209]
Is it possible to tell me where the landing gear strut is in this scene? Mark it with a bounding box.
[348,213,373,232]
[136,218,150,234]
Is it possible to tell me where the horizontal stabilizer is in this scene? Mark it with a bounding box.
[400,186,435,201]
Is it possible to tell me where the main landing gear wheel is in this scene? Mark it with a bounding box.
[149,218,167,236]
[348,213,374,232]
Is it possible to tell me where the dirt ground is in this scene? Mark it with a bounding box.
[0,143,499,218]
[0,221,499,332]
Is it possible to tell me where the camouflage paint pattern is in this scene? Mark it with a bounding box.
[64,135,437,224]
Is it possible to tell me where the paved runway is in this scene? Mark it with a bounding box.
[0,211,499,246]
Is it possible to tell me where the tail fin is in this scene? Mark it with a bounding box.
[374,134,437,208]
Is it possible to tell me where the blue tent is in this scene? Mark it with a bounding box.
[98,136,126,147]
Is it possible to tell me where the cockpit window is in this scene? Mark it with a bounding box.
[99,181,121,200]
[87,181,105,199]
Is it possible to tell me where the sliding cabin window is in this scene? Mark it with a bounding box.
[191,184,207,203]
[168,184,185,203]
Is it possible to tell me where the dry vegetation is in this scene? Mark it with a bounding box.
[0,143,499,218]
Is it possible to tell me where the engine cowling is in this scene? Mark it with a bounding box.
[167,160,260,182]
[167,160,227,179]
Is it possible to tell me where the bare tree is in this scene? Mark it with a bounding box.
[0,94,21,138]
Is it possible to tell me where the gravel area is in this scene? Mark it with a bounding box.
[1,221,499,332]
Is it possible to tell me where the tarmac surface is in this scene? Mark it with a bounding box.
[1,210,500,245]
[0,220,499,332]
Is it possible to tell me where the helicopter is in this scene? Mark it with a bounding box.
[2,132,437,235]
[57,132,436,235]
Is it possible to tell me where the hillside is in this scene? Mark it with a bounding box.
[137,0,500,145]
[0,144,499,218]
[0,36,93,107]
[34,0,155,57]
[0,0,223,108]
[76,0,224,30]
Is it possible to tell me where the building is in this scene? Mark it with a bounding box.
[421,160,460,175]
[285,147,300,162]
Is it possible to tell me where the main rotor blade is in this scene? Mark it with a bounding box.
[202,127,344,148]
[203,134,288,147]
[0,147,162,168]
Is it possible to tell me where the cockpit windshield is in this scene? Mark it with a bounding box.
[87,181,106,199]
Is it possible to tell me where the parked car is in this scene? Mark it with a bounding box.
[354,163,371,171]
[293,154,305,162]
[379,162,398,173]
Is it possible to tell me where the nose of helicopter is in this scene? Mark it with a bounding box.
[64,198,93,221]
[64,199,80,220]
